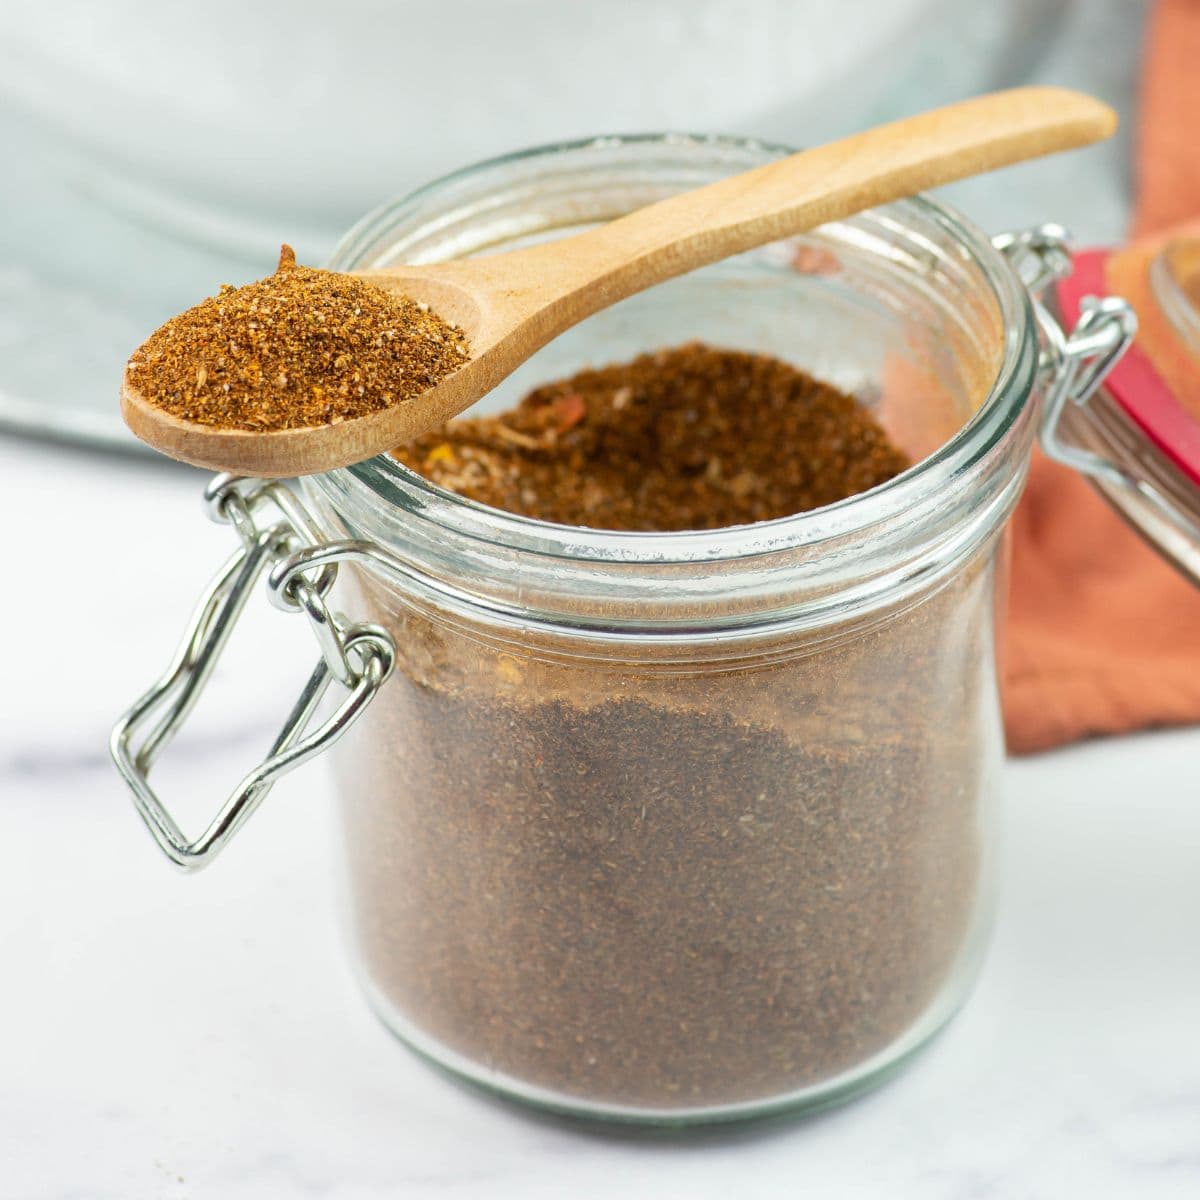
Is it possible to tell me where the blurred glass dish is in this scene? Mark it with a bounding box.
[0,0,1064,453]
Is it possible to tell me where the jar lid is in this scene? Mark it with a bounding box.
[1055,245,1200,581]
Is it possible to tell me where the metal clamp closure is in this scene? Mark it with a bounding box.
[1035,286,1139,492]
[994,226,1199,535]
[111,475,395,871]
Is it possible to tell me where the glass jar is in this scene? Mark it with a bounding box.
[112,136,1163,1125]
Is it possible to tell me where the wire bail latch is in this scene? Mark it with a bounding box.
[110,475,395,871]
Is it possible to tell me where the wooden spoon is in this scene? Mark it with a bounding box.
[123,86,1116,477]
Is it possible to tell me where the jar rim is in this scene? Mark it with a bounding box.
[317,132,1037,569]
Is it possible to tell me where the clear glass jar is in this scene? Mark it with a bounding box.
[113,136,1153,1126]
[303,135,1037,1123]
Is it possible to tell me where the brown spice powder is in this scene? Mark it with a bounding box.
[126,246,468,431]
[337,347,991,1113]
[393,343,908,529]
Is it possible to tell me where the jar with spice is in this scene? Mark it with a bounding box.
[112,135,1198,1124]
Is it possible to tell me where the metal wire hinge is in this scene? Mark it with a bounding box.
[996,225,1200,552]
[994,226,1147,486]
[110,475,395,871]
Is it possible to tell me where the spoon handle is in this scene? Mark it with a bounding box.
[519,87,1115,305]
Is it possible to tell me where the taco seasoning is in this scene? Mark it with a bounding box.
[334,344,992,1114]
[393,344,909,529]
[125,245,468,431]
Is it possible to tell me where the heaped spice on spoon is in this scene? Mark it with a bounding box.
[125,246,469,432]
[393,343,909,529]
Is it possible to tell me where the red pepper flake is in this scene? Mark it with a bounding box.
[790,245,842,277]
[553,392,588,433]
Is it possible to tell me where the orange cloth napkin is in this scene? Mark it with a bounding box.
[1003,0,1200,754]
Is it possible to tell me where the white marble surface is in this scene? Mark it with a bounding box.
[2,433,1199,1199]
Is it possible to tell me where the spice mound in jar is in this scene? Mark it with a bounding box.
[125,245,469,432]
[341,344,989,1111]
[393,343,908,529]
